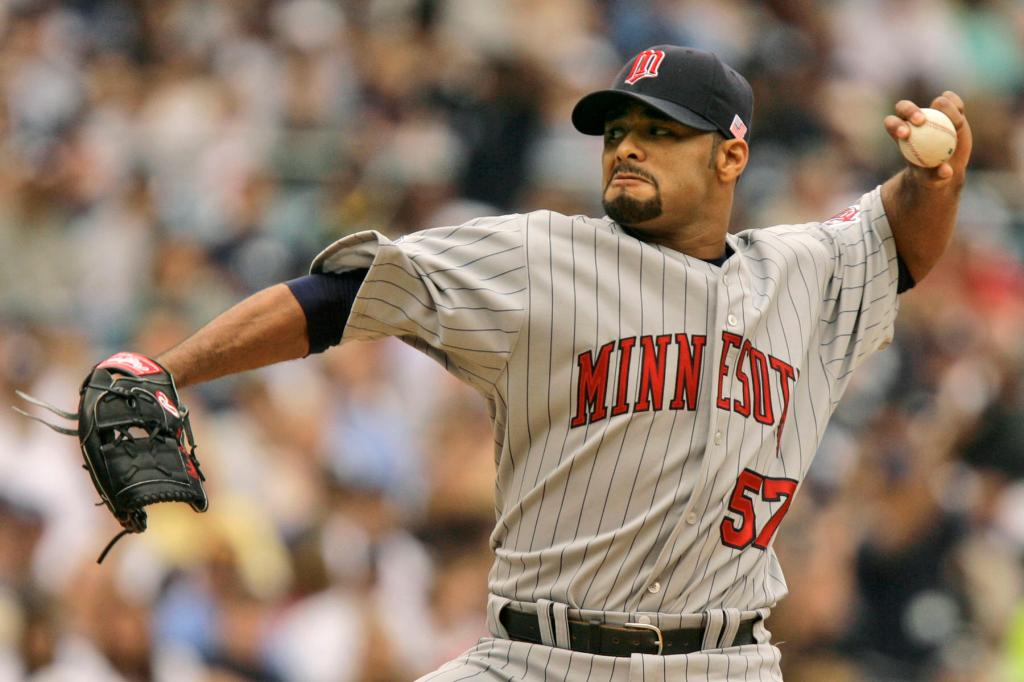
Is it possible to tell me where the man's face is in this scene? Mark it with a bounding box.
[601,102,718,233]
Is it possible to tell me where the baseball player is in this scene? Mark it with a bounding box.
[69,46,973,679]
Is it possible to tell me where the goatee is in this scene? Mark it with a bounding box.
[604,193,663,226]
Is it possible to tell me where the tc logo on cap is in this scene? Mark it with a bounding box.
[624,49,666,85]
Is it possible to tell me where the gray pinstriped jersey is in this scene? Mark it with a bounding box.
[311,186,896,627]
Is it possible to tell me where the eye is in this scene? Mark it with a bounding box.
[604,126,625,142]
[651,126,675,137]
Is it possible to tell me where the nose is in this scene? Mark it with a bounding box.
[614,130,646,163]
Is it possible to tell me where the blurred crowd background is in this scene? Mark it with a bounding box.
[1,0,1023,680]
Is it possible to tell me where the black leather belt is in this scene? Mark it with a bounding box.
[500,607,756,657]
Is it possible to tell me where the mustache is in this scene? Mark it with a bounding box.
[608,164,659,188]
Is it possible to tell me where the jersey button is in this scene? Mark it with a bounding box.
[714,431,723,445]
[686,511,697,525]
[727,314,738,327]
[647,582,661,594]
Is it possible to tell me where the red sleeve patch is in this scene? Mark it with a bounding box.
[824,206,861,224]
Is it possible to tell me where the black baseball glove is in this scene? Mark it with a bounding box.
[15,352,208,562]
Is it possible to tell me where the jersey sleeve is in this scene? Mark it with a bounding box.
[309,216,527,392]
[813,187,900,387]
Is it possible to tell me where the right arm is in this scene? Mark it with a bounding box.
[158,283,309,388]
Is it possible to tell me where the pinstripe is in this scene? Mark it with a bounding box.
[511,215,536,599]
[356,298,520,333]
[478,265,532,282]
[546,218,584,592]
[401,220,476,247]
[362,276,525,313]
[621,249,678,606]
[526,215,558,600]
[753,238,807,475]
[693,267,745,610]
[561,237,630,597]
[343,324,503,383]
[721,268,754,610]
[769,235,823,474]
[653,268,713,613]
[602,253,673,608]
[363,260,528,294]
[629,264,700,606]
[414,244,525,275]
[741,253,792,577]
[410,222,513,258]
[576,242,648,605]
[344,320,507,363]
[540,642,554,681]
[547,220,599,594]
[555,223,612,587]
[349,302,516,343]
[673,312,731,608]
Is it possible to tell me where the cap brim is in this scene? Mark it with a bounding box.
[571,90,719,136]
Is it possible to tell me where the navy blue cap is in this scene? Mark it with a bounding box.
[572,46,753,141]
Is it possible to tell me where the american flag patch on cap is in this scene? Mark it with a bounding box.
[730,114,747,139]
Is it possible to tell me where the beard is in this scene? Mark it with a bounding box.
[603,191,663,226]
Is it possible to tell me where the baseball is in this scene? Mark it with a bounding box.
[898,107,957,168]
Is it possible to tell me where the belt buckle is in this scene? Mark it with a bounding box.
[623,621,664,655]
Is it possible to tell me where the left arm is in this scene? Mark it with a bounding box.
[880,90,972,283]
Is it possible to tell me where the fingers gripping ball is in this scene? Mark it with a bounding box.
[898,108,957,168]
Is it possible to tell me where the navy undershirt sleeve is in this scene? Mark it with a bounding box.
[896,254,916,294]
[285,269,369,354]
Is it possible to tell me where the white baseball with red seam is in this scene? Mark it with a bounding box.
[898,107,957,168]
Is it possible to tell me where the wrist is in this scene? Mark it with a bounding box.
[155,351,189,388]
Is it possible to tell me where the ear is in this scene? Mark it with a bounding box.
[716,138,749,183]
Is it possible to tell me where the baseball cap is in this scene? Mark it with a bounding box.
[572,45,753,141]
